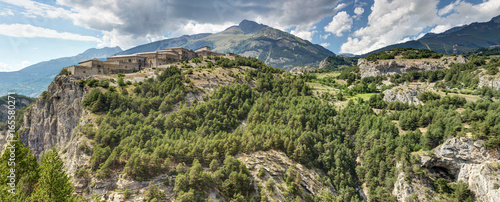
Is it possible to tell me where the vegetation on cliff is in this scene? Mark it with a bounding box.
[0,136,82,201]
[2,52,498,201]
[365,47,443,61]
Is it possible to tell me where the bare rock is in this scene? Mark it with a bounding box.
[393,166,435,202]
[358,58,448,78]
[478,72,500,90]
[455,55,469,64]
[237,150,335,201]
[19,75,86,156]
[319,58,330,69]
[421,137,500,202]
[289,65,318,74]
[383,86,422,105]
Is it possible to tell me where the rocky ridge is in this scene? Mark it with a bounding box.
[358,56,467,78]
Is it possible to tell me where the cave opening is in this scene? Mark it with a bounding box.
[428,166,454,181]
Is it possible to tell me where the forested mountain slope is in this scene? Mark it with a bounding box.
[360,15,500,56]
[0,50,499,201]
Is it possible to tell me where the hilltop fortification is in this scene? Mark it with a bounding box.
[64,46,223,78]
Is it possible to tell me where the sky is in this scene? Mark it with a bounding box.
[0,0,499,72]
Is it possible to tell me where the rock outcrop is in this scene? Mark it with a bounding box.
[478,73,500,90]
[19,75,86,156]
[289,65,318,74]
[358,56,467,78]
[383,86,422,105]
[421,137,500,202]
[392,162,435,202]
[237,150,335,201]
[319,58,330,69]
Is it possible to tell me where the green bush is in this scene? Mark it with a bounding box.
[58,68,71,76]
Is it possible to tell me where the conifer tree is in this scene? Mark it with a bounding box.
[29,147,75,202]
[0,134,39,201]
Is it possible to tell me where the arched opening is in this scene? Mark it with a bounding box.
[428,166,454,180]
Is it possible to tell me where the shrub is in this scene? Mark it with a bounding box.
[75,167,88,179]
[257,167,266,177]
[86,79,99,87]
[124,188,132,199]
[58,68,71,76]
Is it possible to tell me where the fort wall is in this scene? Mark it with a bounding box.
[64,46,222,78]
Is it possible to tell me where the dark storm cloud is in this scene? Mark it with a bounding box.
[57,0,340,37]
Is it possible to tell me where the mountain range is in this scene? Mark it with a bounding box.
[0,47,122,97]
[118,20,335,70]
[361,15,500,56]
[3,16,500,97]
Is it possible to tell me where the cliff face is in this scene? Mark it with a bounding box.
[393,137,500,202]
[357,56,467,78]
[421,137,500,202]
[20,75,86,155]
[16,75,101,195]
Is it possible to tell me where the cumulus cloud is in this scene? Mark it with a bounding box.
[354,7,364,16]
[1,0,72,19]
[0,8,14,16]
[324,11,353,37]
[432,0,500,32]
[44,0,341,48]
[171,21,236,37]
[321,33,331,39]
[320,42,330,47]
[340,0,500,55]
[0,61,32,72]
[0,62,14,72]
[290,25,317,41]
[333,3,348,12]
[429,24,452,34]
[0,23,101,41]
[20,61,31,67]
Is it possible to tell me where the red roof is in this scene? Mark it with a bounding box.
[410,82,421,85]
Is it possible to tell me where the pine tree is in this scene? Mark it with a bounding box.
[29,147,75,202]
[0,134,39,201]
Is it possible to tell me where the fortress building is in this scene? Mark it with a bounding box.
[65,46,222,78]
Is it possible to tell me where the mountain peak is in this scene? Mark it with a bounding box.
[238,19,267,34]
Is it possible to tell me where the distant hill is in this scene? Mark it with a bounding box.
[360,15,500,56]
[466,46,500,56]
[319,55,358,70]
[118,20,335,69]
[0,47,122,97]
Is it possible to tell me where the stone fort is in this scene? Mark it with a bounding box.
[65,46,223,78]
